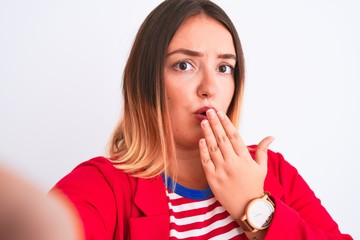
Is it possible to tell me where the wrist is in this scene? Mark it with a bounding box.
[237,190,265,218]
[237,192,275,233]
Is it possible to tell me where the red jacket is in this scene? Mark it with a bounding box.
[53,150,353,239]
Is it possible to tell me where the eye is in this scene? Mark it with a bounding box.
[173,61,194,71]
[218,65,233,74]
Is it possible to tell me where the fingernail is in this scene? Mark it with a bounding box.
[207,109,216,119]
[201,120,209,128]
[265,136,275,148]
[268,136,275,144]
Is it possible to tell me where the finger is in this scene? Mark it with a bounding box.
[201,119,224,165]
[205,109,234,159]
[199,138,215,174]
[216,110,248,156]
[255,136,275,168]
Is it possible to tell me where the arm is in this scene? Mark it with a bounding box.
[0,166,82,240]
[263,152,353,239]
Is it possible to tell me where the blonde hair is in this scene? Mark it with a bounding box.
[107,0,245,178]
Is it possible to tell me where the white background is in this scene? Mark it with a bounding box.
[0,0,359,238]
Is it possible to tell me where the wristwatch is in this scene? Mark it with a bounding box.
[239,192,275,233]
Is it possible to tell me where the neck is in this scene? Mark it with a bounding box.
[168,145,208,190]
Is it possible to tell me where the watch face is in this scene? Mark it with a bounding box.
[248,199,274,229]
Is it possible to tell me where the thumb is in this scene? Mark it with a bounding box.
[255,136,275,168]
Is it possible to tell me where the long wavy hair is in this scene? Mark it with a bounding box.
[108,0,245,178]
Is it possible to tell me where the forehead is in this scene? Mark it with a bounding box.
[168,14,235,54]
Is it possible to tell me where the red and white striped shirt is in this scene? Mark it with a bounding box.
[164,176,245,239]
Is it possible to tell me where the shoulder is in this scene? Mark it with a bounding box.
[54,156,138,197]
[52,157,140,239]
[70,156,132,180]
[75,156,128,178]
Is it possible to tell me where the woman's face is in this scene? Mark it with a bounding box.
[164,14,236,150]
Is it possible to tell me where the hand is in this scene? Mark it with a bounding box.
[0,166,83,240]
[199,109,274,219]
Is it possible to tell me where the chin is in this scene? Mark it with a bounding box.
[174,136,203,149]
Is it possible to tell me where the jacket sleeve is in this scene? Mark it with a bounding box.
[50,157,133,240]
[264,151,353,240]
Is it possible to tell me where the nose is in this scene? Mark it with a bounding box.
[197,68,217,98]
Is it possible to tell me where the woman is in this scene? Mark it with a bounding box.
[51,0,353,239]
[1,0,351,239]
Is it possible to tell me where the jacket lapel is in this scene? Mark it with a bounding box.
[134,175,169,215]
[129,175,170,239]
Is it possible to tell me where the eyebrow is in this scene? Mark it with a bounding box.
[166,48,236,60]
[167,48,203,57]
[218,53,237,60]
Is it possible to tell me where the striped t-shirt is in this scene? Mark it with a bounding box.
[163,175,245,239]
